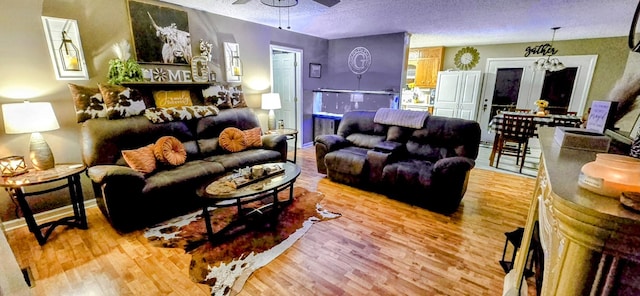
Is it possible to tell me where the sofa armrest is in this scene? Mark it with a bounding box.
[261,134,288,162]
[87,165,145,187]
[432,156,475,176]
[314,134,351,174]
[374,141,405,154]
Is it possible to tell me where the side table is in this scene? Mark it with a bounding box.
[0,164,88,245]
[266,128,298,163]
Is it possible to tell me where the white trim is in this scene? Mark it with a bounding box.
[2,199,97,231]
[269,44,304,149]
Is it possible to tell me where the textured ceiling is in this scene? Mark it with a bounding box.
[163,0,639,47]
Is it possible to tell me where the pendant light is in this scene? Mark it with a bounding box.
[261,0,298,30]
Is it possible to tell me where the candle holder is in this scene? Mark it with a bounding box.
[0,156,28,177]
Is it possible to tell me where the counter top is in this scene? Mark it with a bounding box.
[539,127,640,223]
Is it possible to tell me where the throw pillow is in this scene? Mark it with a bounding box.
[219,127,247,152]
[99,83,148,120]
[243,127,262,148]
[154,136,187,166]
[143,105,220,123]
[122,144,156,174]
[230,85,247,108]
[152,90,193,108]
[68,83,107,123]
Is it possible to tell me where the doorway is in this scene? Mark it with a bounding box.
[478,55,598,142]
[270,45,303,149]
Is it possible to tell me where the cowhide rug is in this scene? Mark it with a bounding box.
[144,187,341,296]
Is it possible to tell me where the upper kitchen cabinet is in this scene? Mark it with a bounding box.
[408,47,444,88]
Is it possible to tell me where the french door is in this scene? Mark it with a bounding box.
[478,56,598,142]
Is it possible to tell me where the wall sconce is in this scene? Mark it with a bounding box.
[59,31,81,71]
[0,156,28,177]
[2,102,60,171]
[224,42,242,83]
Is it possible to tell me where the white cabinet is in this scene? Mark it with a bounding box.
[433,71,482,120]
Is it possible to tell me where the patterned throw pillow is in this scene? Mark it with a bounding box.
[99,83,148,120]
[154,136,187,166]
[230,85,247,108]
[68,83,107,123]
[202,84,245,109]
[219,127,247,152]
[243,127,262,148]
[143,105,219,123]
[152,90,193,108]
[121,144,156,174]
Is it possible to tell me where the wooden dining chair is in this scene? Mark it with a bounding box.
[495,114,537,173]
[551,115,582,128]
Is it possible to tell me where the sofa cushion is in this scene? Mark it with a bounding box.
[204,149,282,170]
[142,160,225,194]
[345,133,385,149]
[219,127,247,152]
[324,146,369,176]
[122,144,156,174]
[382,159,434,188]
[154,136,187,166]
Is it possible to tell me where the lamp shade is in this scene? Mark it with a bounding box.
[261,93,282,110]
[2,102,60,134]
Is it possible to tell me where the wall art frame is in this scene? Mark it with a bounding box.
[127,0,192,65]
[309,63,322,78]
[41,16,89,80]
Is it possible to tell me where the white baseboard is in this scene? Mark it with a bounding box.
[2,199,97,232]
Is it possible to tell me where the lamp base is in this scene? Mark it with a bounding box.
[268,109,276,131]
[29,132,55,171]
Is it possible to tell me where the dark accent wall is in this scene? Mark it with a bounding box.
[326,32,407,92]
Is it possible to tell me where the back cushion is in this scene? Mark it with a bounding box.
[337,111,387,139]
[406,116,481,161]
[196,108,261,156]
[346,133,386,149]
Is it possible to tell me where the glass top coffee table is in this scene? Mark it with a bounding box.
[196,162,301,243]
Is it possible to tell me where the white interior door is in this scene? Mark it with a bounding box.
[270,45,303,148]
[478,56,598,142]
[459,71,482,120]
[433,71,462,117]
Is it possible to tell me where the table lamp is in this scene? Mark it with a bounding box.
[2,102,60,170]
[261,93,281,131]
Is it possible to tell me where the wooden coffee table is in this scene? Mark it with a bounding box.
[195,162,301,243]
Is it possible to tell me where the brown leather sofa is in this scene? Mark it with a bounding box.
[81,108,287,232]
[315,110,480,213]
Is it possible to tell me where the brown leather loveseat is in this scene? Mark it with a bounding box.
[315,109,480,213]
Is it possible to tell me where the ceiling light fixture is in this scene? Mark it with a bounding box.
[261,0,298,30]
[533,27,566,72]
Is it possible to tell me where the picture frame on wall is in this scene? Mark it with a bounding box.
[41,16,89,80]
[224,42,242,83]
[310,63,322,78]
[127,0,191,65]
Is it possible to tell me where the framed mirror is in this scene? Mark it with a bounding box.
[41,16,89,80]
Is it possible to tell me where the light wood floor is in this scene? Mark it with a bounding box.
[6,147,537,295]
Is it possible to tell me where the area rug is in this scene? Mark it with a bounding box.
[144,187,341,296]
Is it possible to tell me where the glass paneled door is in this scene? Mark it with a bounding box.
[478,56,597,143]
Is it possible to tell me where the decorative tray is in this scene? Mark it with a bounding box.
[206,163,284,195]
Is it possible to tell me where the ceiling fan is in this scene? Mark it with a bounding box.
[232,0,340,7]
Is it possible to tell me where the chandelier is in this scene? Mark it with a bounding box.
[261,0,298,29]
[533,27,566,72]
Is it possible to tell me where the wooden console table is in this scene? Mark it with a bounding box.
[504,127,640,295]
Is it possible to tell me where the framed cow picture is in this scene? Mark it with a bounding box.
[127,0,191,65]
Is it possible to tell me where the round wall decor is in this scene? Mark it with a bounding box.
[454,46,480,70]
[348,47,372,75]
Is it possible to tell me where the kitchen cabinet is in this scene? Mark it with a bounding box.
[433,71,482,120]
[408,47,444,88]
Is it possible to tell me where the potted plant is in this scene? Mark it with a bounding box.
[107,40,143,85]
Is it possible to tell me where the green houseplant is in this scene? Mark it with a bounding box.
[107,40,143,85]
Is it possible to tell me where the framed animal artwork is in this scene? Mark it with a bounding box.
[127,0,191,65]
